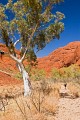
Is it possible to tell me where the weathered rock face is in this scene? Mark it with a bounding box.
[0,44,22,85]
[37,41,80,72]
[0,44,19,72]
[0,41,80,85]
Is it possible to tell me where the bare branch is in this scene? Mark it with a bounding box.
[20,48,28,62]
[0,69,14,76]
[9,54,21,63]
[14,39,20,47]
[36,48,42,53]
[11,24,41,63]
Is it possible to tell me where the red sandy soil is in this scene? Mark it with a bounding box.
[0,72,22,86]
[0,44,22,86]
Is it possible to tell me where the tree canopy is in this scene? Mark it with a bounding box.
[0,0,65,62]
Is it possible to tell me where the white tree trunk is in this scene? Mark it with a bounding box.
[22,69,31,96]
[10,54,31,96]
[18,63,31,96]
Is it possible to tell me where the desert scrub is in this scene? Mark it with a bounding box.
[30,68,46,81]
[51,68,62,80]
[51,65,80,83]
[42,96,58,115]
[30,80,59,113]
[15,72,22,80]
[61,65,80,79]
[67,82,80,98]
[39,79,54,96]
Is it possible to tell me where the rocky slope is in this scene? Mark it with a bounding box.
[0,41,80,85]
[0,44,22,85]
[37,41,80,72]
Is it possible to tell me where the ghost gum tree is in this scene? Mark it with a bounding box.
[0,0,65,96]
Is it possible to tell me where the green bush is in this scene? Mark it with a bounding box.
[61,65,80,79]
[51,68,62,80]
[51,65,80,82]
[30,68,46,81]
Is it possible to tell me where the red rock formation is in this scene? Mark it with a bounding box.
[37,41,80,72]
[0,41,80,85]
[0,44,22,85]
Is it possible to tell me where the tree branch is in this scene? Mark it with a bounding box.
[0,69,14,76]
[20,24,38,62]
[11,24,38,63]
[9,54,21,63]
[27,23,38,48]
[14,39,20,47]
[20,48,28,62]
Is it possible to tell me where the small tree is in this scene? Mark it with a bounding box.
[0,0,65,96]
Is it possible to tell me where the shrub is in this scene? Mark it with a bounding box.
[51,68,62,80]
[30,68,46,81]
[51,65,80,82]
[61,65,80,79]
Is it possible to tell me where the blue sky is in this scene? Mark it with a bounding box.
[37,0,80,57]
[0,0,80,57]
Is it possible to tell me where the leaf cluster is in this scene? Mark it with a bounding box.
[0,0,65,61]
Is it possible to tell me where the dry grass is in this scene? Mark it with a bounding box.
[42,96,58,115]
[67,82,80,98]
[0,81,60,120]
[1,80,80,120]
[51,82,61,99]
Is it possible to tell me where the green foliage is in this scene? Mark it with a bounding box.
[25,64,31,73]
[51,68,62,80]
[51,65,80,81]
[30,68,46,81]
[61,65,80,79]
[26,49,37,63]
[0,0,65,62]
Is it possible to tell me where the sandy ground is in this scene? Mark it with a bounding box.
[0,83,80,120]
[54,97,80,120]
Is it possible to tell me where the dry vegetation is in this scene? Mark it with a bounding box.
[0,78,80,120]
[0,80,60,120]
[0,64,80,120]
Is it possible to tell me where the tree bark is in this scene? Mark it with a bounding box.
[10,54,31,96]
[18,63,31,96]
